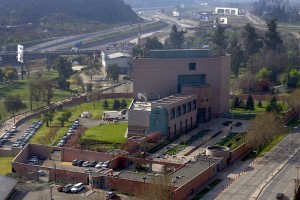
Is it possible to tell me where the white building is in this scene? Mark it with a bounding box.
[215,7,239,16]
[101,52,131,78]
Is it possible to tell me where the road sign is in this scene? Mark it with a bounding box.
[17,45,24,63]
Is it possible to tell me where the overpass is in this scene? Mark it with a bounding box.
[0,49,102,66]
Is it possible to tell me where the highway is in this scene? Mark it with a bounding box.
[214,130,300,200]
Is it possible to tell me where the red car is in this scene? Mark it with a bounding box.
[57,185,64,192]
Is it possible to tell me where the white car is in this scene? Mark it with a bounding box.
[71,183,84,193]
[95,162,103,168]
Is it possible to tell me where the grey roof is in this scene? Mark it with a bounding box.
[0,175,17,200]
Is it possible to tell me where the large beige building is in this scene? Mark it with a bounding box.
[128,49,230,137]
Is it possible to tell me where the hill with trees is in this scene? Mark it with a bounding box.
[0,0,137,25]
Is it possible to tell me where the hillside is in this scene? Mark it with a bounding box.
[0,0,138,25]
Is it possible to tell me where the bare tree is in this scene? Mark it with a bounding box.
[245,112,284,151]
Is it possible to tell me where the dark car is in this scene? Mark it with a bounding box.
[276,193,284,200]
[33,154,46,160]
[89,161,98,167]
[72,159,78,166]
[106,191,117,199]
[62,184,74,193]
[76,160,84,167]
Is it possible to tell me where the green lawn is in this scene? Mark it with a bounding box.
[0,157,14,175]
[258,134,286,157]
[82,122,127,143]
[216,132,245,150]
[0,70,70,122]
[31,98,132,145]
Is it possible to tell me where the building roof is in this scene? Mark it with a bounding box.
[131,101,152,111]
[0,175,17,200]
[152,94,197,107]
[149,49,213,59]
[107,52,131,59]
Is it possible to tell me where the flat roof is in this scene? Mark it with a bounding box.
[149,49,213,59]
[152,94,197,106]
[107,52,131,59]
[0,175,17,200]
[115,156,220,188]
[131,101,152,111]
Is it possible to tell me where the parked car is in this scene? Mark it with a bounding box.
[72,159,78,166]
[89,161,98,167]
[57,185,64,192]
[37,170,46,177]
[71,183,84,193]
[62,184,74,193]
[28,158,38,164]
[106,191,117,199]
[82,161,90,167]
[95,162,103,168]
[102,161,110,168]
[33,154,46,160]
[76,160,84,167]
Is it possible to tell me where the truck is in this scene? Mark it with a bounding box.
[102,111,124,120]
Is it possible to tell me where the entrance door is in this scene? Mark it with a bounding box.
[198,108,206,123]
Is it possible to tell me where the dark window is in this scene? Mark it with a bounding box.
[192,99,197,110]
[176,105,181,117]
[189,63,196,70]
[182,103,186,114]
[170,108,175,120]
[187,101,191,112]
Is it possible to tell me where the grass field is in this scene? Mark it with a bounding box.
[0,157,14,175]
[31,98,132,146]
[82,122,127,144]
[0,70,71,123]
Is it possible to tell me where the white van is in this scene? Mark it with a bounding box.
[71,183,84,193]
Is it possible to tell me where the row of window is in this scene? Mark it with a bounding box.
[170,99,197,120]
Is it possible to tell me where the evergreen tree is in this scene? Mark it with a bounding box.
[266,96,282,113]
[257,100,262,108]
[245,95,255,110]
[233,96,240,109]
[212,24,227,56]
[169,24,186,49]
[229,33,244,76]
[242,23,263,56]
[121,99,127,108]
[103,99,109,109]
[264,19,283,52]
[113,99,120,110]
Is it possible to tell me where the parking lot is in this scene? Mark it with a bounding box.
[12,182,129,200]
[0,120,42,149]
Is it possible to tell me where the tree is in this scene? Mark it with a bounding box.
[103,99,109,108]
[144,37,164,53]
[212,24,227,56]
[228,33,244,76]
[242,23,263,56]
[256,67,272,81]
[233,96,241,109]
[107,64,119,82]
[169,24,186,49]
[266,96,282,113]
[71,73,83,89]
[237,72,259,93]
[84,61,100,81]
[53,57,73,78]
[3,66,18,82]
[257,100,262,108]
[0,68,4,82]
[29,77,54,107]
[246,112,284,151]
[245,95,255,110]
[4,95,26,124]
[120,99,127,108]
[113,99,120,110]
[62,110,72,122]
[42,111,54,127]
[85,83,93,93]
[264,19,283,52]
[57,77,70,90]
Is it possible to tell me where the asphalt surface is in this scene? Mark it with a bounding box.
[214,130,300,200]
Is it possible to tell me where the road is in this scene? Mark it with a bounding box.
[214,130,300,200]
[257,140,300,199]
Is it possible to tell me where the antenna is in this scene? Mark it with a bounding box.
[137,18,141,47]
[138,93,147,102]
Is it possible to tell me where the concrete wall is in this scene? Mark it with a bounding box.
[61,148,115,162]
[0,148,21,157]
[48,168,89,184]
[133,55,230,115]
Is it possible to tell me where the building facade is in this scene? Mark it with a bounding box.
[128,49,231,137]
